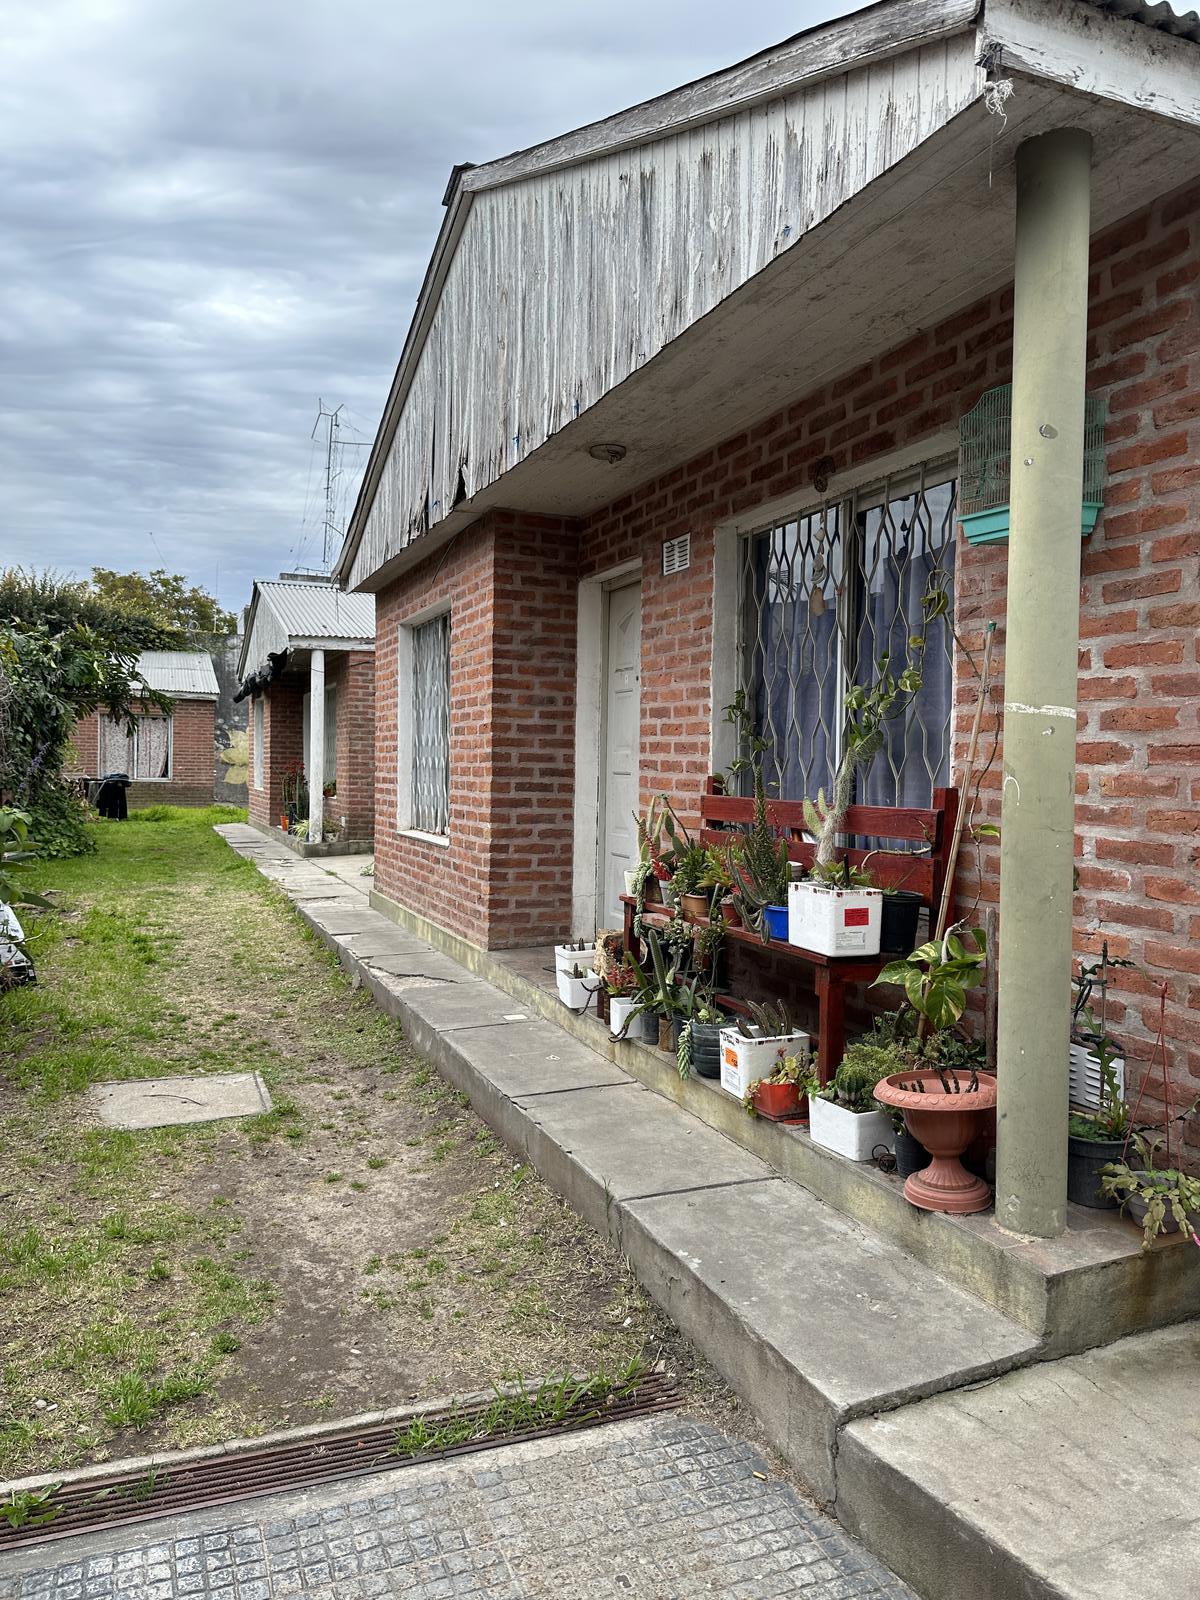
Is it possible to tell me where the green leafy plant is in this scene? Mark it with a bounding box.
[820,1041,907,1113]
[734,998,800,1041]
[742,1051,814,1115]
[0,806,50,911]
[670,842,710,900]
[873,926,987,1039]
[1100,1132,1200,1250]
[1069,1053,1130,1143]
[0,1484,61,1531]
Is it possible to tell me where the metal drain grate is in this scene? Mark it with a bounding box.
[1,1371,682,1551]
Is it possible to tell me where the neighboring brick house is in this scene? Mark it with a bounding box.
[238,575,375,851]
[333,0,1200,1196]
[71,650,220,807]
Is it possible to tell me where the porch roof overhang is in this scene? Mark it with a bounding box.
[338,0,1200,595]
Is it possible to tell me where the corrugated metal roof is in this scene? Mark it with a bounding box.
[137,650,220,698]
[257,580,375,644]
[1086,0,1200,40]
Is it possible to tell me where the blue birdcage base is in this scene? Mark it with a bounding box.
[961,502,1102,545]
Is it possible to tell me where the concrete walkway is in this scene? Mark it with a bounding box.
[0,1415,916,1600]
[216,825,1200,1600]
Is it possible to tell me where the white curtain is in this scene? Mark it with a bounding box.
[139,717,171,779]
[100,717,134,775]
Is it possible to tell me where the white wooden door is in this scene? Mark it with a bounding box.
[599,581,641,928]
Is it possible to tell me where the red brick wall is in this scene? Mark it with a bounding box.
[372,177,1200,1131]
[247,683,304,828]
[373,512,579,947]
[69,700,216,805]
[328,650,376,841]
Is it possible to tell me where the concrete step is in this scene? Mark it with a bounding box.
[218,826,1040,1517]
[836,1320,1200,1600]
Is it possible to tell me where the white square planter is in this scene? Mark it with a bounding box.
[719,1025,810,1100]
[808,1095,894,1161]
[610,997,654,1041]
[788,881,882,957]
[557,970,598,1008]
[555,943,592,975]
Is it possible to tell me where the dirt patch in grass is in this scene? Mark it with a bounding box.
[1,809,747,1481]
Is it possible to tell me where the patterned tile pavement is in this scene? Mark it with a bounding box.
[1,1416,918,1599]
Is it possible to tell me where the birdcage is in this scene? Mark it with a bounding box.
[957,383,1107,545]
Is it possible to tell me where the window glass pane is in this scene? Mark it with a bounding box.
[411,615,450,834]
[100,717,133,776]
[253,699,264,790]
[740,468,956,808]
[138,716,171,780]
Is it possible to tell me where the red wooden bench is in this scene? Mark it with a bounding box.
[622,780,959,1086]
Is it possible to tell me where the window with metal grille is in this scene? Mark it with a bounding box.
[411,614,450,834]
[738,465,957,808]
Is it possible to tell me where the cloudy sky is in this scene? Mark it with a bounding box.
[1,0,851,618]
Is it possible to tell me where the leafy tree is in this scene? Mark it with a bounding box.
[89,567,236,638]
[0,572,175,857]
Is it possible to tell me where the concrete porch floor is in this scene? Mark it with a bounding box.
[218,827,1200,1600]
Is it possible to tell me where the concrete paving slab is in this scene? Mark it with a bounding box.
[89,1072,271,1130]
[378,975,532,1032]
[836,1319,1200,1600]
[510,1081,776,1236]
[619,1179,1038,1503]
[447,1018,631,1099]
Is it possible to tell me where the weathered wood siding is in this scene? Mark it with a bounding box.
[349,34,981,588]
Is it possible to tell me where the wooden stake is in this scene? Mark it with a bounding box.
[934,622,996,943]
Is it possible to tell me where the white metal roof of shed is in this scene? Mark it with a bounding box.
[256,580,375,644]
[137,650,220,699]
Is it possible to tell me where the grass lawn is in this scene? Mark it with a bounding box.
[0,807,704,1480]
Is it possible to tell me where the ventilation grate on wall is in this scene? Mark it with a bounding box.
[662,533,691,576]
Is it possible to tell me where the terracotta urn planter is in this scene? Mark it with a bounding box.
[873,1070,998,1214]
[680,892,710,922]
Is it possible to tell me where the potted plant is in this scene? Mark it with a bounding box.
[1100,1132,1200,1249]
[1070,945,1132,1103]
[621,930,693,1056]
[698,844,741,926]
[717,692,791,941]
[789,857,882,957]
[557,961,598,1009]
[718,999,809,1099]
[670,841,712,921]
[1067,1048,1129,1209]
[809,1042,899,1160]
[554,937,592,975]
[743,1052,813,1121]
[870,927,996,1212]
[607,961,654,1042]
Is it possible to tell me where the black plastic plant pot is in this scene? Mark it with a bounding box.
[879,890,923,954]
[691,1023,723,1080]
[1067,1133,1125,1209]
[894,1127,929,1179]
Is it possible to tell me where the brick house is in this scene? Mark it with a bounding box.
[238,575,375,851]
[71,650,221,807]
[333,0,1200,1227]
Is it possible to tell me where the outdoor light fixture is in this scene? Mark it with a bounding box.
[588,443,627,463]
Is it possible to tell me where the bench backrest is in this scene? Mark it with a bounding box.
[698,779,959,910]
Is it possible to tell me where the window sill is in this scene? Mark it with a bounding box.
[396,828,451,850]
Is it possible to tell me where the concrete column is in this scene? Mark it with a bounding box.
[309,649,325,846]
[995,129,1092,1239]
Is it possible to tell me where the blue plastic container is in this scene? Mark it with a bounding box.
[763,904,789,941]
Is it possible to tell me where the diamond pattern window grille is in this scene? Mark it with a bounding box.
[738,464,958,809]
[411,614,451,834]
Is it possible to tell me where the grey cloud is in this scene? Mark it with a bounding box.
[1,0,838,610]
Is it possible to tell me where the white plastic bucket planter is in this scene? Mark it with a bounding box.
[1068,1042,1125,1108]
[719,1025,810,1100]
[788,881,882,957]
[808,1095,894,1161]
[557,969,598,1008]
[555,942,591,975]
[623,870,638,897]
[610,997,653,1041]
